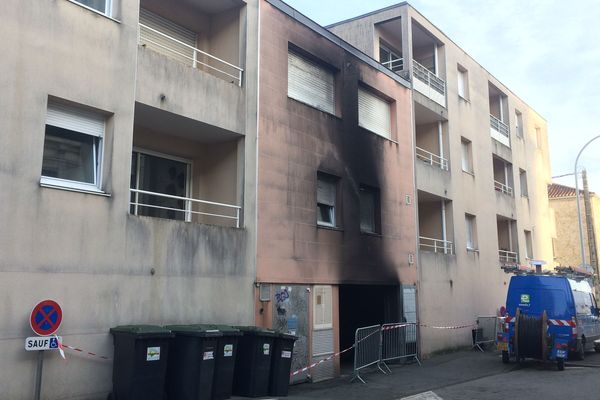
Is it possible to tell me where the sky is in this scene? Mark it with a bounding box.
[284,0,600,192]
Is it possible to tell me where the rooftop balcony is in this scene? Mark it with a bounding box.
[412,60,446,107]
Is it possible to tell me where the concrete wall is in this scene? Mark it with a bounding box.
[0,0,259,398]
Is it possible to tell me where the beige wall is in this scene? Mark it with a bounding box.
[551,195,600,268]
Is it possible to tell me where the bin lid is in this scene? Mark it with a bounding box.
[165,325,223,337]
[276,332,298,340]
[234,326,278,337]
[206,324,243,336]
[110,325,173,338]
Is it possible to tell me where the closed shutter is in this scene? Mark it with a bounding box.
[46,102,104,137]
[288,52,335,114]
[139,9,196,66]
[358,88,391,139]
[317,178,335,207]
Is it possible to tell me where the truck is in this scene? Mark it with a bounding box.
[497,267,600,370]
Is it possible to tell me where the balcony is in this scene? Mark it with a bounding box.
[130,103,243,228]
[497,216,518,264]
[416,146,448,170]
[419,236,454,255]
[499,250,518,263]
[412,60,446,107]
[494,180,513,196]
[139,23,243,86]
[490,114,510,147]
[418,192,454,256]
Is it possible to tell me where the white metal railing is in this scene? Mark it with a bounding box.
[382,57,404,73]
[412,60,445,95]
[416,147,448,170]
[499,250,518,263]
[419,236,454,255]
[139,23,244,86]
[494,180,513,196]
[490,115,509,137]
[130,188,241,228]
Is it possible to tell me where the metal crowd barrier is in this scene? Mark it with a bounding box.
[380,322,421,373]
[473,316,498,352]
[351,325,385,383]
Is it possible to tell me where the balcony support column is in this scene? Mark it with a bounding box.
[441,201,447,253]
[437,121,444,162]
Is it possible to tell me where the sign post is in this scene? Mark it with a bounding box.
[29,300,63,400]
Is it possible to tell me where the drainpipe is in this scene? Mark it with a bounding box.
[437,121,444,168]
[499,95,504,123]
[433,43,438,76]
[441,200,447,253]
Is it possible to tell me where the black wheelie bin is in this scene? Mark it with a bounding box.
[164,325,222,400]
[207,325,242,400]
[232,326,277,397]
[269,332,298,397]
[109,325,173,400]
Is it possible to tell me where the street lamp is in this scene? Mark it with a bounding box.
[574,134,600,271]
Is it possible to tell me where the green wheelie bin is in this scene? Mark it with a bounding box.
[206,325,242,400]
[232,326,277,397]
[269,332,298,397]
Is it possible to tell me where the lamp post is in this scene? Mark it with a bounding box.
[574,135,600,271]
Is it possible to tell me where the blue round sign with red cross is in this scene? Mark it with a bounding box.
[30,300,62,336]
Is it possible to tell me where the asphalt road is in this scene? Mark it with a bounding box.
[279,350,600,400]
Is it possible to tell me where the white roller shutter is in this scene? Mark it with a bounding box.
[46,102,104,137]
[358,88,391,139]
[139,9,197,66]
[288,52,335,114]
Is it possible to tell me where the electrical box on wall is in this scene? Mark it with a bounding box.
[259,283,271,302]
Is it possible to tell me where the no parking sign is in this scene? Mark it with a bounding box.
[30,300,62,336]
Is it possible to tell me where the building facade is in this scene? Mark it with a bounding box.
[0,0,556,398]
[549,183,600,271]
[329,3,555,354]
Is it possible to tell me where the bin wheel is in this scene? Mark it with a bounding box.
[575,341,585,361]
[501,351,509,364]
[557,359,565,371]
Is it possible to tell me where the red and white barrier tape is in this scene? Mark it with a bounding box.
[55,336,111,361]
[289,322,474,377]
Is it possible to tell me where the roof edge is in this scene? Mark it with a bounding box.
[325,2,409,29]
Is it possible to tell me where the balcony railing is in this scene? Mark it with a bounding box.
[419,236,454,255]
[499,250,518,263]
[490,115,509,137]
[412,60,445,95]
[130,188,241,228]
[382,57,404,73]
[139,23,243,86]
[416,147,448,170]
[494,180,514,196]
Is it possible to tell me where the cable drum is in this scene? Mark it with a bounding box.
[516,309,548,360]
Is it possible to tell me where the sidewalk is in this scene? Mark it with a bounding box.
[282,350,514,400]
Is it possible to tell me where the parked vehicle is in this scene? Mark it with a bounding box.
[497,268,600,370]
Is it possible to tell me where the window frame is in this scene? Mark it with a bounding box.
[359,185,381,234]
[41,100,106,193]
[69,0,112,17]
[357,86,392,140]
[287,49,336,115]
[457,64,469,100]
[515,110,524,138]
[519,169,529,198]
[316,172,339,228]
[465,213,478,251]
[524,230,534,260]
[461,137,474,174]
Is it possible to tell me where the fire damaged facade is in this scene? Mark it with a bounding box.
[254,0,416,382]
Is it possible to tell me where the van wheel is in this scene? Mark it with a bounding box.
[557,359,565,371]
[502,351,509,364]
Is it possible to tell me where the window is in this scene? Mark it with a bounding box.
[519,169,528,197]
[515,110,523,138]
[313,285,333,330]
[457,64,469,99]
[358,87,392,139]
[41,100,105,192]
[465,214,477,250]
[317,173,338,227]
[130,150,191,221]
[535,127,542,149]
[379,43,403,73]
[73,0,112,15]
[360,185,380,234]
[525,230,533,259]
[461,137,473,174]
[288,50,335,114]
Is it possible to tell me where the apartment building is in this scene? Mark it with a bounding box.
[549,183,599,270]
[0,0,259,398]
[253,0,416,382]
[329,3,555,354]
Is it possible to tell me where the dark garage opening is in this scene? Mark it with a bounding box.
[339,284,401,364]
